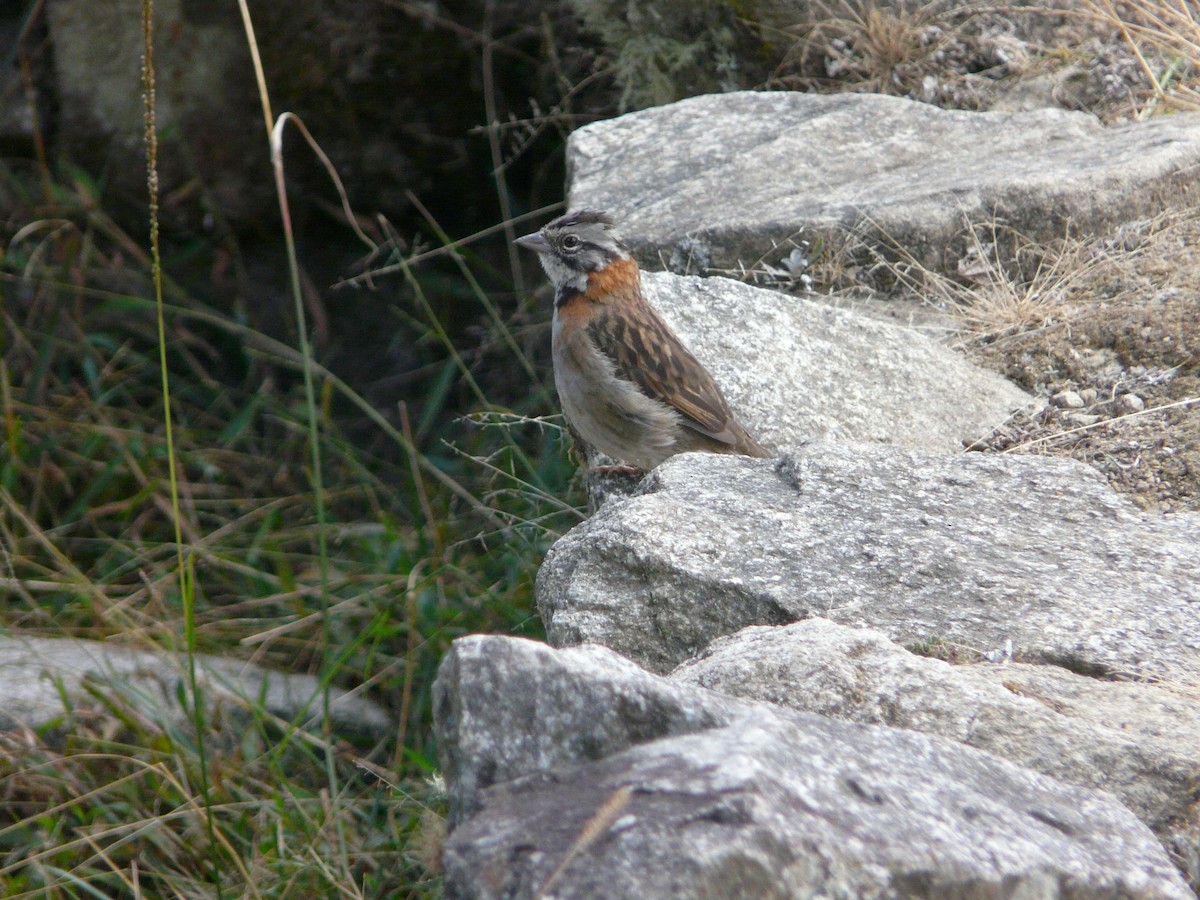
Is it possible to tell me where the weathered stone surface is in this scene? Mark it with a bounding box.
[0,636,392,739]
[673,618,1200,883]
[438,635,1192,900]
[640,271,1031,455]
[47,0,268,225]
[43,0,564,231]
[0,11,35,148]
[433,635,740,827]
[567,92,1200,276]
[537,447,1200,678]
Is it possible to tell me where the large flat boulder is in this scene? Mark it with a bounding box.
[537,448,1200,679]
[641,271,1031,455]
[568,92,1200,276]
[0,636,392,739]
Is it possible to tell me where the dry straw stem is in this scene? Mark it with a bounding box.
[334,203,564,289]
[535,786,633,899]
[142,0,226,887]
[481,0,525,299]
[438,425,584,544]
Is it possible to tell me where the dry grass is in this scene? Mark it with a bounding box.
[779,0,943,95]
[962,213,1200,511]
[894,221,1112,344]
[761,0,1200,120]
[765,0,1029,109]
[1082,0,1200,114]
[843,209,1200,511]
[0,107,577,899]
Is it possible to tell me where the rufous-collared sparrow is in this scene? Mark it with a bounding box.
[516,209,769,471]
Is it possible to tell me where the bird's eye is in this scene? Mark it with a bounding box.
[561,235,581,251]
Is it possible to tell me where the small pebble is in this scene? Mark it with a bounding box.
[1067,412,1102,426]
[1116,393,1145,415]
[1051,390,1085,409]
[1078,388,1098,405]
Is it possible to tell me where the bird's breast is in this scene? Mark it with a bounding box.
[552,290,593,340]
[551,309,682,469]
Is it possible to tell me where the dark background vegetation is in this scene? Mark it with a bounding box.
[0,1,621,894]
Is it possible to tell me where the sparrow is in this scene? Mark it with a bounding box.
[515,209,769,471]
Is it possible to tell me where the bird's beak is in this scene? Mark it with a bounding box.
[514,231,550,253]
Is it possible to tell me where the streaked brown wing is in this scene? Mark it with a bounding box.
[587,302,738,445]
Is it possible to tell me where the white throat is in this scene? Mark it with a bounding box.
[539,253,588,295]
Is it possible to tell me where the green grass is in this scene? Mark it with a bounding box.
[0,131,578,895]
